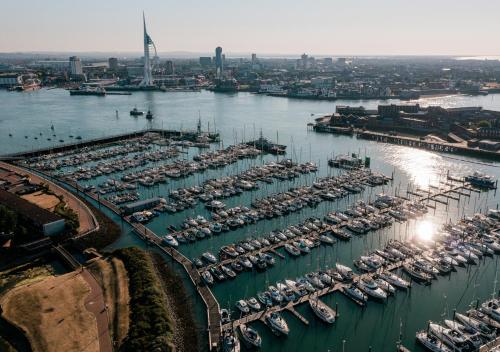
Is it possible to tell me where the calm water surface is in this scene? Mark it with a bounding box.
[1,89,500,351]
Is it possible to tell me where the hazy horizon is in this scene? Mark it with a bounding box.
[2,0,500,56]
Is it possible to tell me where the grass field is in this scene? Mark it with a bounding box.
[0,272,99,352]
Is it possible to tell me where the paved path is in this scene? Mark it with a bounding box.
[81,269,113,352]
[0,161,98,236]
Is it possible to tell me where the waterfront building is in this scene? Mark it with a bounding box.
[199,57,212,66]
[0,73,22,88]
[69,56,83,75]
[108,57,118,70]
[139,13,157,86]
[215,47,223,78]
[0,189,65,236]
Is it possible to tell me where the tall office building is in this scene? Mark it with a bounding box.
[139,13,157,86]
[251,53,257,64]
[165,60,174,75]
[108,57,118,70]
[215,46,223,79]
[69,56,83,75]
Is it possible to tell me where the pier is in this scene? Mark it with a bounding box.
[356,130,499,160]
[2,128,220,159]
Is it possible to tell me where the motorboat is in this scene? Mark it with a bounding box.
[220,265,237,279]
[265,312,289,336]
[201,270,214,285]
[221,308,231,324]
[202,251,217,264]
[239,324,262,348]
[309,298,336,324]
[246,297,261,311]
[358,278,387,300]
[238,256,253,270]
[222,330,240,352]
[210,267,225,281]
[130,107,144,116]
[162,234,179,247]
[257,291,273,307]
[269,285,283,304]
[235,299,250,314]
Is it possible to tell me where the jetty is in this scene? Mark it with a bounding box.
[357,130,499,160]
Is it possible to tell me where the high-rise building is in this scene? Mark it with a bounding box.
[199,57,212,66]
[301,53,308,69]
[108,57,118,70]
[215,46,223,79]
[69,56,83,75]
[139,13,157,86]
[165,60,174,75]
[251,53,257,64]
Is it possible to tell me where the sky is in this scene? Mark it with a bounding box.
[1,0,500,56]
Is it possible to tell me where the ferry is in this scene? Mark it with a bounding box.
[69,85,106,96]
[465,171,496,189]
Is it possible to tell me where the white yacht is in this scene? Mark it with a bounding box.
[309,298,336,324]
[379,271,410,289]
[202,251,217,264]
[342,285,368,305]
[163,234,179,247]
[455,312,496,340]
[416,330,452,352]
[235,299,250,314]
[428,323,470,352]
[374,278,396,294]
[358,278,387,300]
[480,299,500,323]
[266,312,290,336]
[246,297,261,311]
[239,324,262,348]
[443,320,482,349]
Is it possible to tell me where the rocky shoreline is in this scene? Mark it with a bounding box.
[152,253,200,352]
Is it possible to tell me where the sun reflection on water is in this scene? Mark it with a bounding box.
[415,220,436,243]
[387,146,445,189]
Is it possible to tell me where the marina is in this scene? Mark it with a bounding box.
[1,88,500,351]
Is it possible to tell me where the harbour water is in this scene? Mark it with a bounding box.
[2,88,500,351]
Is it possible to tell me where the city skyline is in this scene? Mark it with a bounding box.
[2,0,500,56]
